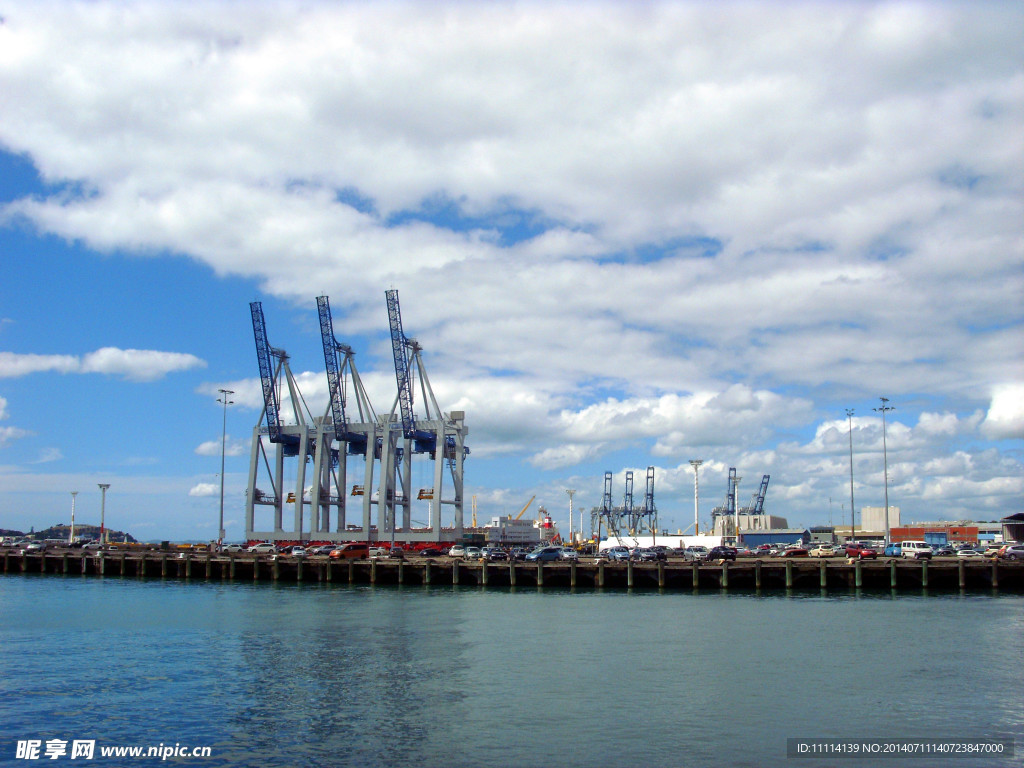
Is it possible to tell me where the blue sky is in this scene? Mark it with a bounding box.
[0,1,1021,541]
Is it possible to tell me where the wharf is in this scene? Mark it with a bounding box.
[3,550,1023,592]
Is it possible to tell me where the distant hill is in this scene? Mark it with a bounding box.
[2,523,137,543]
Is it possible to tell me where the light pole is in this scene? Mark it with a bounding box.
[566,489,576,545]
[689,460,702,536]
[733,475,742,546]
[69,491,78,545]
[873,397,894,544]
[218,389,234,546]
[98,484,110,544]
[845,408,856,543]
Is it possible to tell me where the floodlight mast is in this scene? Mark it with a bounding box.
[689,460,702,535]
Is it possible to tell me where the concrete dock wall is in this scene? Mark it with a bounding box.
[3,551,1022,593]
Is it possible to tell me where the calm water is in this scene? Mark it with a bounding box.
[0,576,1021,768]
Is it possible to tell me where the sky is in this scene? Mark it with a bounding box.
[0,0,1021,542]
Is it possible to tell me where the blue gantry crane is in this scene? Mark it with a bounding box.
[250,301,299,454]
[385,289,438,454]
[316,295,371,455]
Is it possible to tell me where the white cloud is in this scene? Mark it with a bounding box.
[0,352,79,378]
[0,396,30,447]
[980,384,1024,440]
[188,483,217,498]
[195,438,245,458]
[0,2,1020,533]
[0,348,205,381]
[80,348,206,382]
[34,447,62,463]
[0,426,31,448]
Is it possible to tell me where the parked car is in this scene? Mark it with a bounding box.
[418,548,443,558]
[525,546,563,562]
[781,547,809,558]
[386,546,405,559]
[248,542,277,554]
[509,548,529,561]
[289,546,308,558]
[463,547,483,561]
[447,545,466,558]
[956,549,982,559]
[705,546,737,562]
[998,544,1024,560]
[934,546,956,556]
[809,545,834,558]
[684,546,709,561]
[483,548,509,561]
[604,546,631,561]
[221,544,247,553]
[559,547,579,562]
[883,543,903,557]
[329,543,369,560]
[629,547,657,561]
[845,543,878,560]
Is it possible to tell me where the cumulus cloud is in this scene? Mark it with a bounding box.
[0,348,205,381]
[980,384,1024,440]
[188,483,217,498]
[0,2,1020,529]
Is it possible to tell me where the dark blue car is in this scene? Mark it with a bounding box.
[525,546,562,562]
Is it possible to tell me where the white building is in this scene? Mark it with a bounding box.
[712,513,789,537]
[861,506,900,531]
[483,516,541,545]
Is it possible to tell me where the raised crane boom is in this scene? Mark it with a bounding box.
[317,295,347,438]
[250,301,296,447]
[386,289,416,439]
[753,474,770,514]
[385,289,436,452]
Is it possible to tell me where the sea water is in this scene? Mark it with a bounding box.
[0,576,1021,767]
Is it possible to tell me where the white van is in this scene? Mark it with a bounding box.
[900,540,933,560]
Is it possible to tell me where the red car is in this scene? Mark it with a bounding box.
[845,543,878,559]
